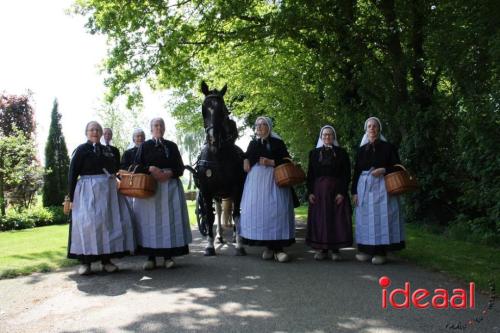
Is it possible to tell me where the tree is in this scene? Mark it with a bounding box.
[0,93,36,137]
[43,99,70,207]
[176,129,205,190]
[97,100,144,153]
[0,129,44,214]
[0,93,40,215]
[75,0,499,238]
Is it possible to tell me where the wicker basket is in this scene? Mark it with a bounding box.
[118,165,157,198]
[274,158,306,187]
[63,195,72,215]
[384,164,418,195]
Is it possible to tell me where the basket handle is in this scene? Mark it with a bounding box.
[283,157,294,164]
[393,164,407,172]
[127,164,140,173]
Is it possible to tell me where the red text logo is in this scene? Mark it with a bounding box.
[379,276,475,309]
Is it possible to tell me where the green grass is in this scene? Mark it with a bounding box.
[187,200,197,226]
[0,202,198,279]
[395,223,500,292]
[294,205,308,220]
[0,224,76,279]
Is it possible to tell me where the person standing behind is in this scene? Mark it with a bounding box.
[120,128,145,170]
[351,117,405,265]
[102,127,121,174]
[68,121,135,275]
[134,118,192,270]
[306,125,352,261]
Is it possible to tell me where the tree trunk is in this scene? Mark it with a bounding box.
[410,0,433,109]
[187,155,193,190]
[377,0,409,108]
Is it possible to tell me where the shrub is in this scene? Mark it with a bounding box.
[0,206,68,231]
[446,215,500,247]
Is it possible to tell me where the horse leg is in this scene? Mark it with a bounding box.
[232,189,246,256]
[223,198,233,228]
[215,198,224,244]
[203,194,216,256]
[233,215,246,256]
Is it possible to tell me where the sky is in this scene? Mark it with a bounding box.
[0,0,251,163]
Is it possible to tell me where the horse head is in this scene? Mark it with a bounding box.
[201,81,230,152]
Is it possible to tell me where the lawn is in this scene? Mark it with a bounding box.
[396,223,500,292]
[0,224,75,279]
[0,201,198,279]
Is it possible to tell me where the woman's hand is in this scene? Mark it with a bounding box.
[335,194,344,205]
[259,157,275,167]
[309,194,316,205]
[371,168,386,177]
[161,169,174,182]
[352,194,358,207]
[149,166,160,174]
[150,167,172,182]
[243,159,250,173]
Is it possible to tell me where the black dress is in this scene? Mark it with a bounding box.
[135,138,184,177]
[120,146,138,170]
[306,146,353,250]
[245,137,290,168]
[68,142,106,202]
[351,140,401,195]
[245,137,300,207]
[102,144,120,174]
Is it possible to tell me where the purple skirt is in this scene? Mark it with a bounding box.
[306,177,353,250]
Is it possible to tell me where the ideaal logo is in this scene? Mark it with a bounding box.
[379,276,496,330]
[379,276,475,309]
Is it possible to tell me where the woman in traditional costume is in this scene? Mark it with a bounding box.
[352,117,404,265]
[102,127,121,174]
[239,116,296,263]
[67,121,135,275]
[306,125,352,261]
[134,118,192,270]
[120,128,145,170]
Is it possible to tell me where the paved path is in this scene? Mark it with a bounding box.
[0,224,498,333]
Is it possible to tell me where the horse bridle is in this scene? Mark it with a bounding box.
[202,94,231,144]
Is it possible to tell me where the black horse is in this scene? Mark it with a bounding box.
[186,81,246,256]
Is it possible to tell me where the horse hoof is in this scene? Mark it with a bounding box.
[204,248,216,256]
[235,248,247,256]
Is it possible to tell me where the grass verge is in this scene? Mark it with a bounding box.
[0,201,198,279]
[396,223,499,292]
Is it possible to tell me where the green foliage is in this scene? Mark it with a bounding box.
[397,223,500,291]
[447,215,500,247]
[0,206,67,231]
[0,93,36,136]
[0,224,75,279]
[97,100,144,153]
[43,99,70,207]
[176,122,205,189]
[74,0,499,241]
[0,93,40,215]
[0,128,44,214]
